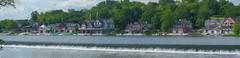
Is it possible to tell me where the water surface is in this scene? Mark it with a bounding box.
[1,36,240,58]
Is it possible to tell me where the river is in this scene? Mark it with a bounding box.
[0,36,240,58]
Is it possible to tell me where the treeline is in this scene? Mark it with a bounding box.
[0,19,18,32]
[2,0,240,33]
[34,10,85,24]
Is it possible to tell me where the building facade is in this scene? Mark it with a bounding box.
[203,17,239,35]
[171,19,193,34]
[203,20,223,35]
[222,17,237,34]
[124,22,152,34]
[78,19,115,34]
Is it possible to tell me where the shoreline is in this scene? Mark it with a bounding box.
[1,33,236,37]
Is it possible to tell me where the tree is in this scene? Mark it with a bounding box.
[120,0,129,3]
[122,1,144,22]
[141,2,162,29]
[31,11,39,22]
[151,13,161,29]
[200,0,219,15]
[112,8,128,30]
[159,0,175,7]
[141,2,158,22]
[160,9,175,32]
[0,19,18,32]
[232,22,240,35]
[111,1,144,30]
[37,9,86,24]
[175,0,198,19]
[83,0,121,20]
[66,9,85,23]
[195,3,211,28]
[4,20,17,31]
[15,20,30,26]
[175,3,189,19]
[219,0,230,15]
[0,0,15,8]
[224,6,240,17]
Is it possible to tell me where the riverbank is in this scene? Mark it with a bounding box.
[0,32,228,37]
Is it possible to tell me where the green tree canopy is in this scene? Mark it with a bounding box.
[160,9,175,32]
[232,22,240,35]
[37,9,85,24]
[31,11,39,22]
[0,19,18,32]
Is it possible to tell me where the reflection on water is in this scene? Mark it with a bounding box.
[1,46,240,58]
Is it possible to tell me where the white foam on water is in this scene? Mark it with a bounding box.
[3,45,240,55]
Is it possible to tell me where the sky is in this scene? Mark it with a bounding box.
[0,0,239,20]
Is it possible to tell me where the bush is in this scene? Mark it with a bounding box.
[232,22,240,35]
[144,30,152,36]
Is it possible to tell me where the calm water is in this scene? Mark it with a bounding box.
[1,36,240,45]
[1,36,240,58]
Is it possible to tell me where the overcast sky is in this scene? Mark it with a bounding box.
[0,0,239,20]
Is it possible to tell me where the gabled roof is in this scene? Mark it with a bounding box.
[223,17,238,23]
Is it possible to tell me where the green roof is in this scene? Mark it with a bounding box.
[210,16,225,20]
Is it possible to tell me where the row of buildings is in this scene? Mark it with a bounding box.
[128,17,238,36]
[16,17,238,35]
[170,17,238,35]
[202,17,237,35]
[17,19,115,35]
